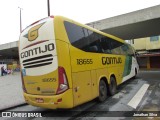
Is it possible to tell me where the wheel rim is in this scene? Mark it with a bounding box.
[99,82,106,100]
[100,85,105,97]
[111,80,115,92]
[110,77,117,95]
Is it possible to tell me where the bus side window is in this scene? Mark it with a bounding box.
[64,21,88,51]
[100,37,112,54]
[87,32,104,53]
[89,45,98,52]
[121,44,134,56]
[110,40,123,55]
[127,45,135,56]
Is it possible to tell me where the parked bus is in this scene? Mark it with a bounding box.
[19,16,139,109]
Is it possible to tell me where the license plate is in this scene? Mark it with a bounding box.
[35,98,44,103]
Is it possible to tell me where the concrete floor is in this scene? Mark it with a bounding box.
[3,70,160,120]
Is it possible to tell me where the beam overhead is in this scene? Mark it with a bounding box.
[87,5,160,40]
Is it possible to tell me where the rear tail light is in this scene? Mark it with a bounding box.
[56,67,69,94]
[20,71,27,93]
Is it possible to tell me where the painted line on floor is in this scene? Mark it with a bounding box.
[128,84,149,109]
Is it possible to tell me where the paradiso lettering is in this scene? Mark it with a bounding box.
[21,43,54,59]
[102,57,122,65]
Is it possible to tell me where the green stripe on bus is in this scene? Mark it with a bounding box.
[123,56,132,77]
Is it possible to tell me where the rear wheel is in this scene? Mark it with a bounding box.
[109,76,117,96]
[98,80,107,102]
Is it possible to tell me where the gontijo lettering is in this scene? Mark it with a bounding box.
[102,57,122,65]
[21,43,54,59]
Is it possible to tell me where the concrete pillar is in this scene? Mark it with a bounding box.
[147,57,150,69]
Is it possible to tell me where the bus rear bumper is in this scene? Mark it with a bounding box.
[23,89,73,109]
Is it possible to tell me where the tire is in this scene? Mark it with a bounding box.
[98,80,107,102]
[109,76,117,96]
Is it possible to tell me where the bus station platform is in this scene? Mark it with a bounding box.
[0,69,159,111]
[0,72,26,110]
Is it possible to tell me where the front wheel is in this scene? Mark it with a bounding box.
[98,80,107,102]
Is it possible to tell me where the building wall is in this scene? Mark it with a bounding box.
[131,35,160,51]
[150,56,160,68]
[146,36,160,50]
[137,57,147,68]
[130,35,160,69]
[132,38,146,50]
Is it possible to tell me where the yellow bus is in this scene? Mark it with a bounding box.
[19,16,139,109]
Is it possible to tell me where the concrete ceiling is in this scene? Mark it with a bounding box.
[0,41,19,59]
[102,18,160,40]
[87,5,160,40]
[0,47,18,59]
